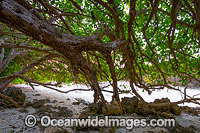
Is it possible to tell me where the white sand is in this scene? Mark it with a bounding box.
[15,81,200,107]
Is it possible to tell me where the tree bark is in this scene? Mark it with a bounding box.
[0,0,111,106]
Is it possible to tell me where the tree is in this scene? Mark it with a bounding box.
[0,0,200,110]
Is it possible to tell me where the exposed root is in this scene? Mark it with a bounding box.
[0,93,21,108]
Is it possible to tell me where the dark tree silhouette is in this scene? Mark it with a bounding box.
[0,0,200,110]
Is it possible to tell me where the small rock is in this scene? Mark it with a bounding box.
[181,106,199,116]
[72,102,81,105]
[121,96,139,114]
[57,106,73,117]
[79,110,91,118]
[31,99,50,108]
[154,98,170,103]
[102,104,122,116]
[75,98,88,105]
[52,100,58,103]
[171,106,182,116]
[151,98,182,116]
[88,102,103,114]
[0,87,26,108]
